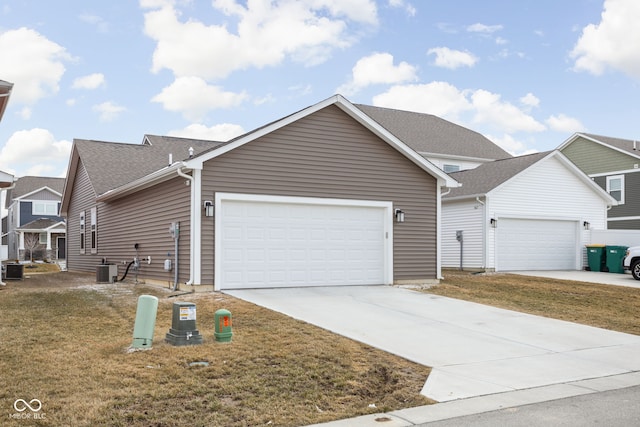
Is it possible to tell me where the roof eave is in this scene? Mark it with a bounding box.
[95,163,188,202]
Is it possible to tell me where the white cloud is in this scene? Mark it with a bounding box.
[92,101,126,122]
[372,82,546,134]
[546,114,586,133]
[0,27,72,104]
[484,133,533,156]
[78,13,109,33]
[467,23,503,33]
[167,123,245,141]
[337,52,418,95]
[151,76,247,121]
[372,82,472,121]
[388,0,416,16]
[520,92,540,108]
[571,0,640,79]
[18,107,32,120]
[72,73,106,90]
[427,47,478,69]
[0,128,71,176]
[471,90,546,133]
[142,0,377,80]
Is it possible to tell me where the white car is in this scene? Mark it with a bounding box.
[623,246,640,280]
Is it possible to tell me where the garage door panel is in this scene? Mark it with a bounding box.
[497,219,577,271]
[219,198,387,289]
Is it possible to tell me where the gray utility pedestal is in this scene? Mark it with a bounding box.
[165,301,203,346]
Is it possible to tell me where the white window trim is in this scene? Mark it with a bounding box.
[79,211,85,254]
[32,201,58,216]
[90,207,97,254]
[606,175,625,205]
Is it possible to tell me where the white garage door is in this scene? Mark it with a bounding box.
[216,196,390,289]
[497,218,578,271]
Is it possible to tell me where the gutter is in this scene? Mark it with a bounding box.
[176,166,195,287]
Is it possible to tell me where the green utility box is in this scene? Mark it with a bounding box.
[605,245,628,274]
[165,302,203,346]
[214,309,233,343]
[131,295,159,349]
[586,245,606,272]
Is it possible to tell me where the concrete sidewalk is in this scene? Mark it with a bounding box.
[225,285,640,406]
[512,270,639,288]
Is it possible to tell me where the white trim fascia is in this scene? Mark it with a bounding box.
[590,167,640,177]
[185,95,460,189]
[436,187,443,279]
[487,151,617,206]
[16,186,63,200]
[607,215,640,222]
[552,151,618,206]
[418,151,502,163]
[96,162,186,202]
[214,192,394,291]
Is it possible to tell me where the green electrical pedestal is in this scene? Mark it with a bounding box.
[165,302,203,346]
[214,309,233,343]
[131,295,159,349]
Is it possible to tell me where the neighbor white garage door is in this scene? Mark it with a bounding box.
[496,218,578,271]
[216,195,390,289]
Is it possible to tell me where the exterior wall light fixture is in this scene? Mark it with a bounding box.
[204,200,214,217]
[394,209,405,223]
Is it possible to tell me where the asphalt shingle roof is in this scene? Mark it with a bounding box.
[5,176,65,208]
[445,151,550,199]
[75,135,223,195]
[355,104,512,160]
[581,133,640,157]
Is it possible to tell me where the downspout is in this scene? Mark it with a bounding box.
[176,167,195,286]
[437,186,451,279]
[476,196,487,270]
[1,180,17,286]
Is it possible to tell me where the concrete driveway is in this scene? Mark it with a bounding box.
[225,285,640,402]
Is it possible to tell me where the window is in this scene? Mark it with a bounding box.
[443,164,461,173]
[79,211,85,254]
[33,202,58,216]
[606,175,625,204]
[90,207,97,254]
[39,233,47,245]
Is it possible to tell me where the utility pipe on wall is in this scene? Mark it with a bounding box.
[176,167,195,286]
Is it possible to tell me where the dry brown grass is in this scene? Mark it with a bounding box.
[0,273,432,426]
[429,270,640,335]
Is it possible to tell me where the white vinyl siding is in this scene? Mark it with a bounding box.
[442,200,485,269]
[442,155,610,271]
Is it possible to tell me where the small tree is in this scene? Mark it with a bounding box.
[23,233,42,262]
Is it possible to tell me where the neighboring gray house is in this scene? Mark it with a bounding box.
[441,151,616,271]
[356,104,512,172]
[559,133,640,229]
[4,176,66,261]
[60,95,458,290]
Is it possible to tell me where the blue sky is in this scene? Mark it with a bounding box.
[1,0,639,180]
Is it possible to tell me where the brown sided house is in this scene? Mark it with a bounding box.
[60,95,459,290]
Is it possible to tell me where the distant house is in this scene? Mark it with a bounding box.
[356,104,512,172]
[60,95,458,290]
[441,151,616,271]
[4,176,66,261]
[559,133,640,229]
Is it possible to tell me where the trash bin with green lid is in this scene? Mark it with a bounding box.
[586,245,606,272]
[605,245,628,274]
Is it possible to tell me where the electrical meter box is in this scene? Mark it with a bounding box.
[165,302,203,346]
